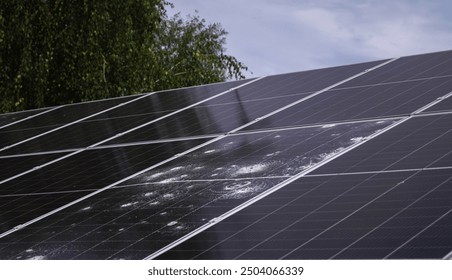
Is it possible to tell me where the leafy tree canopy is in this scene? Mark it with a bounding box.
[0,1,247,113]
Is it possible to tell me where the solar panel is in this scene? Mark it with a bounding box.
[0,108,52,128]
[337,50,452,86]
[0,95,140,150]
[0,50,451,260]
[0,119,393,259]
[103,60,386,145]
[424,96,452,113]
[156,169,452,260]
[0,138,212,230]
[244,77,452,130]
[0,152,70,181]
[155,171,417,259]
[312,113,452,174]
[0,79,250,156]
[121,120,395,182]
[102,94,303,145]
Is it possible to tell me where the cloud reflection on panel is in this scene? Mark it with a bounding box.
[125,119,397,184]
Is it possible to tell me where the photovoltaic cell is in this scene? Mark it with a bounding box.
[0,138,211,229]
[337,50,452,87]
[0,191,91,231]
[0,111,170,156]
[330,169,452,260]
[0,178,283,260]
[158,169,452,260]
[244,77,452,130]
[0,119,394,259]
[121,120,394,184]
[103,60,386,145]
[424,96,452,113]
[88,79,252,120]
[0,152,69,181]
[102,95,311,145]
[385,210,452,259]
[0,95,139,149]
[3,94,303,155]
[312,114,452,175]
[207,60,387,102]
[0,80,250,156]
[0,108,50,128]
[157,173,406,259]
[0,50,451,260]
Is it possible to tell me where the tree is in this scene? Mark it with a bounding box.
[0,1,247,113]
[153,12,247,90]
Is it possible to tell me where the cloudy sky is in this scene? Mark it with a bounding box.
[168,0,452,78]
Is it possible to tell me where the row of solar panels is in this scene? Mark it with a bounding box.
[0,50,451,259]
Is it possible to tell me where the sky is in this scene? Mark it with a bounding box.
[168,0,452,78]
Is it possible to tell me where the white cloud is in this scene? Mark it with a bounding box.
[293,1,452,60]
[169,0,452,76]
[295,8,353,40]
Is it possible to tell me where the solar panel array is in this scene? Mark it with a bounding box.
[0,50,451,260]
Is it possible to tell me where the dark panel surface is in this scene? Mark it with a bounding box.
[0,152,69,181]
[0,119,394,259]
[424,96,452,113]
[385,210,452,259]
[0,108,50,128]
[158,169,452,260]
[5,94,303,155]
[0,178,284,260]
[0,61,380,151]
[1,111,170,156]
[337,50,452,87]
[157,173,400,259]
[0,50,450,261]
[207,60,387,103]
[244,77,452,130]
[331,169,452,259]
[121,120,394,184]
[105,60,386,144]
[2,96,139,132]
[0,80,249,156]
[0,138,211,229]
[0,191,92,231]
[0,139,211,196]
[89,79,251,120]
[0,95,139,150]
[105,94,304,145]
[313,114,452,175]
